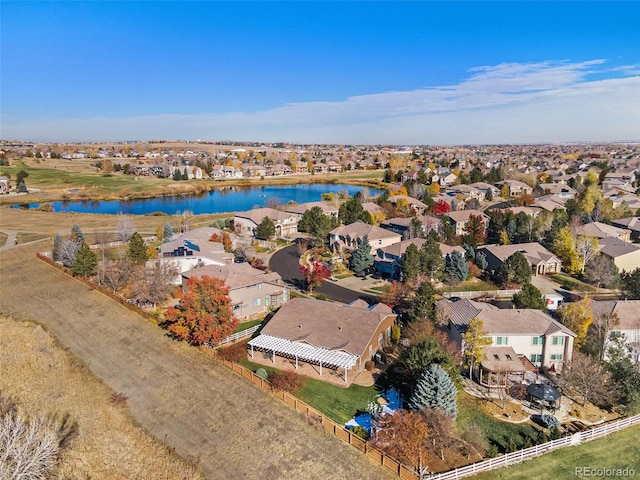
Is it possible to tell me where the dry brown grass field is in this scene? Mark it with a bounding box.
[0,316,205,480]
[0,241,395,480]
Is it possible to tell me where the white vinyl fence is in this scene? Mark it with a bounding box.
[442,289,521,299]
[206,324,260,348]
[427,414,640,480]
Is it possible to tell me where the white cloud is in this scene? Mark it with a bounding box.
[3,59,639,144]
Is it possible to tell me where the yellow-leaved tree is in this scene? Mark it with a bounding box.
[559,297,593,349]
[462,317,492,379]
[553,226,581,274]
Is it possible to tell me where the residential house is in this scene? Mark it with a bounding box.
[592,300,640,364]
[326,160,343,173]
[223,165,243,179]
[478,242,562,276]
[602,172,636,192]
[436,298,575,372]
[469,182,501,199]
[444,209,490,236]
[538,183,577,198]
[379,215,441,239]
[234,208,299,238]
[612,217,640,243]
[533,194,569,212]
[374,238,463,279]
[247,297,396,385]
[598,237,640,273]
[0,176,10,193]
[574,222,631,243]
[401,170,420,183]
[606,193,640,211]
[182,263,288,319]
[498,180,533,197]
[329,221,402,255]
[388,195,429,215]
[292,160,309,174]
[267,164,292,176]
[284,201,339,220]
[313,163,329,174]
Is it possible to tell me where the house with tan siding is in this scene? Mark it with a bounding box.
[247,298,396,385]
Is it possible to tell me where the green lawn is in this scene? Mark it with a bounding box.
[471,426,640,479]
[296,379,378,424]
[232,319,263,334]
[457,393,540,453]
[239,358,377,424]
[548,274,595,292]
[446,280,500,292]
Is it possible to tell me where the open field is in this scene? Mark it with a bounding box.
[471,425,640,479]
[0,242,395,480]
[0,316,205,480]
[0,156,385,205]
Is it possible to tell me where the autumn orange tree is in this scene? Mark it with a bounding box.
[164,275,238,346]
[371,410,430,478]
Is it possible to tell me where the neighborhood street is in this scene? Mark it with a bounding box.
[269,244,380,305]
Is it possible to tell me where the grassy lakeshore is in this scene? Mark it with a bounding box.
[0,157,385,205]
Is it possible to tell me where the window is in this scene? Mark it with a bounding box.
[610,331,622,338]
[495,336,508,345]
[253,297,262,307]
[550,354,563,361]
[532,336,544,346]
[265,295,270,306]
[378,333,383,346]
[530,354,542,363]
[552,337,564,346]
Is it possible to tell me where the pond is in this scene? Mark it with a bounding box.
[16,184,381,215]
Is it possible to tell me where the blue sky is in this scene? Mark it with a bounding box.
[2,1,639,144]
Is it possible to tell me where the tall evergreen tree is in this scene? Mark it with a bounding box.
[512,283,547,309]
[409,281,436,322]
[71,242,98,277]
[350,236,374,274]
[70,223,85,243]
[255,216,276,240]
[401,243,421,282]
[444,251,468,285]
[407,364,458,419]
[52,233,61,262]
[127,232,149,264]
[496,251,531,286]
[420,235,445,281]
[163,222,173,243]
[338,196,368,225]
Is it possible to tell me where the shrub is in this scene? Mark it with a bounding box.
[314,293,328,301]
[110,392,129,406]
[351,425,370,441]
[365,360,375,371]
[391,325,401,344]
[269,370,307,392]
[255,368,269,379]
[217,342,247,362]
[531,414,561,429]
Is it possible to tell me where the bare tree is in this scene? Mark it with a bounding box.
[99,258,132,293]
[557,351,621,407]
[422,408,458,461]
[128,260,179,309]
[116,214,136,243]
[57,239,80,267]
[460,424,488,460]
[0,395,76,480]
[93,230,111,261]
[586,254,619,291]
[177,210,193,233]
[576,236,599,275]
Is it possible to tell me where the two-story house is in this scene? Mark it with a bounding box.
[233,208,299,238]
[436,298,576,373]
[182,263,288,319]
[593,300,640,364]
[329,221,402,255]
[444,209,490,237]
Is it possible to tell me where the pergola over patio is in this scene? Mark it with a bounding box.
[247,334,358,383]
[478,347,536,388]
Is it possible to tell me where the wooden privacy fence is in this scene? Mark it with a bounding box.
[36,252,639,480]
[205,353,421,479]
[36,253,159,325]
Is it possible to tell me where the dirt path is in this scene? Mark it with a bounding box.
[0,244,394,480]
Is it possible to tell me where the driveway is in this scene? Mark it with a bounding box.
[270,245,379,304]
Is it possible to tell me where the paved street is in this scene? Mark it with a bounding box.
[270,245,380,304]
